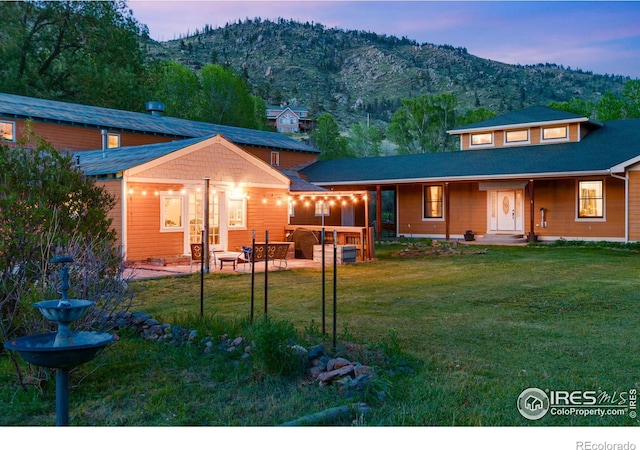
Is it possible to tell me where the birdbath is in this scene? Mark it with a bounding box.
[3,256,116,426]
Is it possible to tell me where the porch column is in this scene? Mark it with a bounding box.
[445,182,450,241]
[203,177,210,273]
[376,185,382,239]
[528,179,535,242]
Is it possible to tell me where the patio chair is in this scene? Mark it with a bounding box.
[190,243,203,272]
[237,245,255,272]
[190,243,219,272]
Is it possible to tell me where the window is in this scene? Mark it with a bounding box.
[161,195,184,231]
[228,197,246,229]
[578,180,604,219]
[271,151,280,166]
[505,129,529,144]
[315,201,330,217]
[0,121,15,142]
[542,126,568,141]
[423,185,444,219]
[107,133,120,148]
[470,133,492,146]
[288,201,295,217]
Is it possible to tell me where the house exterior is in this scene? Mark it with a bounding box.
[0,93,319,171]
[0,93,321,263]
[6,91,640,263]
[79,135,292,262]
[300,106,640,244]
[266,105,312,133]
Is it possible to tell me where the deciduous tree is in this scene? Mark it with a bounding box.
[0,1,149,111]
[312,113,351,160]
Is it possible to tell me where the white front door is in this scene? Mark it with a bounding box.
[489,190,523,233]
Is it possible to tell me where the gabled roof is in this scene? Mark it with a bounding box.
[448,105,600,134]
[0,92,319,153]
[73,136,211,176]
[301,119,640,186]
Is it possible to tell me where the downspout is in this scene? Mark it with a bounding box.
[101,130,107,159]
[610,171,629,242]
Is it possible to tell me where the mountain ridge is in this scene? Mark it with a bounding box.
[144,18,630,129]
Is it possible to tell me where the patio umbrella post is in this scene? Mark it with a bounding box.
[321,225,325,335]
[264,230,269,316]
[250,230,256,323]
[332,229,337,352]
[200,230,204,318]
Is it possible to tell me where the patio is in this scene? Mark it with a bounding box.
[124,257,323,280]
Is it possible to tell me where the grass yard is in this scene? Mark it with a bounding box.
[1,241,639,427]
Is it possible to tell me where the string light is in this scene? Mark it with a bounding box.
[123,186,366,208]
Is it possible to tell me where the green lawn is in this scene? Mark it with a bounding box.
[1,242,639,426]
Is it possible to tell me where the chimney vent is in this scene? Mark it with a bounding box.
[145,101,165,116]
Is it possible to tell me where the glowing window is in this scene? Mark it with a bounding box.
[578,181,604,218]
[543,126,568,141]
[107,133,120,148]
[423,185,443,219]
[505,129,529,143]
[0,121,15,142]
[315,201,330,217]
[271,151,280,166]
[470,133,492,146]
[161,195,184,231]
[228,197,246,229]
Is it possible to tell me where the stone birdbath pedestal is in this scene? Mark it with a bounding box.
[3,256,116,426]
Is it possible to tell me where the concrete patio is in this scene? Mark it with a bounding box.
[124,257,323,280]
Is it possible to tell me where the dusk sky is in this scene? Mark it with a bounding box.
[129,1,640,79]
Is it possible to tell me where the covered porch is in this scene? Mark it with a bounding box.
[286,190,374,261]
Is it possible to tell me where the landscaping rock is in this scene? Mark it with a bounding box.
[308,344,326,360]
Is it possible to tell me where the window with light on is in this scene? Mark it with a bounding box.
[578,180,603,218]
[424,185,443,219]
[470,133,492,146]
[0,121,15,141]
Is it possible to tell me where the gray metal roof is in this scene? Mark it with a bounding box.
[301,119,640,186]
[0,92,319,153]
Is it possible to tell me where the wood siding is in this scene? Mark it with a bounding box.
[395,177,625,240]
[97,180,123,250]
[227,186,290,252]
[2,118,172,151]
[397,183,486,237]
[532,177,625,240]
[628,170,640,241]
[242,147,317,170]
[460,123,581,150]
[125,182,184,261]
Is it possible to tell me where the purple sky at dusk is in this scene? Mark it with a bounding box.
[129,1,640,79]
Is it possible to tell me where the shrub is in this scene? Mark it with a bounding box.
[248,316,304,377]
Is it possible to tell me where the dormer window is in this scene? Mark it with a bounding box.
[470,132,493,147]
[505,129,529,144]
[542,126,568,142]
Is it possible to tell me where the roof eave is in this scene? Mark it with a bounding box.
[310,170,613,186]
[447,117,592,135]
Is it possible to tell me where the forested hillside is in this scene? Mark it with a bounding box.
[146,18,630,128]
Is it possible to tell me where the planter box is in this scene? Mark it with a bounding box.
[313,245,357,264]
